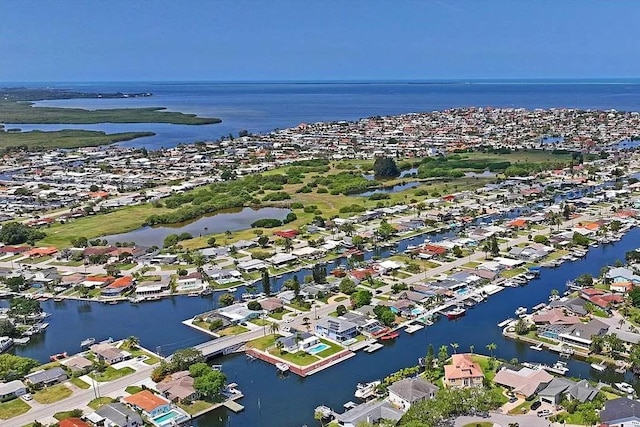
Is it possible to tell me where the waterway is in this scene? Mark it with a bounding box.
[102,207,291,247]
[3,227,639,426]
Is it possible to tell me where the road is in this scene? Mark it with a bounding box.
[6,364,154,427]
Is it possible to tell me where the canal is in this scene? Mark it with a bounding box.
[3,228,638,426]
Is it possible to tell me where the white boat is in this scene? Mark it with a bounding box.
[355,380,381,399]
[276,362,290,373]
[13,337,30,345]
[0,336,14,353]
[405,324,424,334]
[543,361,569,375]
[615,382,635,394]
[80,337,96,348]
[590,363,606,372]
[364,343,384,353]
[515,307,527,316]
[497,318,514,328]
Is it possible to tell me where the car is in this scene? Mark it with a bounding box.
[285,318,292,323]
[530,401,542,410]
[508,397,518,403]
[21,394,32,401]
[282,326,291,332]
[537,409,551,417]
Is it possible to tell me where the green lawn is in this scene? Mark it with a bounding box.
[53,409,83,421]
[20,255,53,264]
[114,263,136,270]
[34,384,73,404]
[90,366,135,382]
[178,400,214,416]
[470,355,497,381]
[88,397,116,410]
[246,334,278,351]
[51,261,84,267]
[70,377,91,389]
[316,338,345,358]
[463,423,493,427]
[218,325,250,337]
[508,399,536,415]
[0,398,31,420]
[272,349,319,366]
[334,296,348,302]
[249,318,272,327]
[125,347,162,365]
[125,385,144,394]
[500,267,526,278]
[268,309,291,320]
[286,300,311,312]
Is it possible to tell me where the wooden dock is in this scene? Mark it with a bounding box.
[223,400,245,412]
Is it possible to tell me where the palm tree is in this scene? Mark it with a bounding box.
[486,342,497,359]
[469,344,475,354]
[450,342,459,354]
[125,336,140,349]
[269,322,280,336]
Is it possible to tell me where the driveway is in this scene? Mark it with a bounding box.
[455,413,551,427]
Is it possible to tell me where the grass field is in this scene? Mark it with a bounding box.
[0,100,221,125]
[246,334,277,351]
[178,400,214,415]
[0,398,31,420]
[34,384,73,404]
[90,366,135,382]
[0,129,155,150]
[88,397,116,410]
[70,377,91,389]
[218,325,250,336]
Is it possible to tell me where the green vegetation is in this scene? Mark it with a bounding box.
[33,384,73,404]
[69,377,91,389]
[0,354,40,381]
[125,385,144,394]
[373,156,400,178]
[0,398,30,420]
[0,222,45,245]
[0,99,220,125]
[178,400,213,415]
[90,366,135,382]
[0,130,155,151]
[247,334,278,351]
[53,408,84,420]
[87,397,116,410]
[217,325,250,336]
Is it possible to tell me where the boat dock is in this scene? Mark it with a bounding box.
[364,343,384,353]
[405,324,424,334]
[223,400,244,413]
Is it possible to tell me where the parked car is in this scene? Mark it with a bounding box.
[537,409,551,417]
[531,401,542,410]
[21,394,32,401]
[508,397,518,403]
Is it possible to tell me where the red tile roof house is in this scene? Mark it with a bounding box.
[274,229,298,239]
[507,219,528,229]
[348,267,378,284]
[531,308,582,326]
[101,276,135,297]
[610,281,633,294]
[157,371,199,402]
[59,418,90,427]
[443,354,484,388]
[0,245,30,254]
[123,390,172,419]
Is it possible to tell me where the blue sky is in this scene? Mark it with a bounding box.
[1,0,639,82]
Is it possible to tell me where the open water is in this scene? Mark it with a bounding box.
[4,80,640,149]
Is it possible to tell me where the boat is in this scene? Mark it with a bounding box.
[276,362,290,373]
[515,307,527,316]
[445,307,466,320]
[188,292,200,297]
[200,288,213,296]
[80,337,96,348]
[543,361,569,375]
[0,336,14,353]
[497,318,514,328]
[590,362,606,372]
[354,380,381,399]
[364,343,384,353]
[53,297,64,302]
[615,382,635,394]
[50,351,68,361]
[405,324,424,334]
[380,332,399,340]
[109,300,119,305]
[129,296,143,304]
[13,337,30,345]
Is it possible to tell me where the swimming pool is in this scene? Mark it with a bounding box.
[307,343,330,355]
[153,410,181,426]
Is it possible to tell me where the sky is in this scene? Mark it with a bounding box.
[1,0,639,82]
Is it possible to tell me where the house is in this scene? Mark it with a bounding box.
[60,355,93,374]
[259,297,284,313]
[0,380,27,400]
[599,397,640,426]
[606,267,640,285]
[531,308,582,326]
[610,281,633,294]
[207,269,242,283]
[135,279,171,296]
[91,343,129,365]
[237,259,267,272]
[334,399,405,427]
[59,418,90,427]
[538,377,599,405]
[91,402,143,427]
[315,317,359,342]
[387,377,438,411]
[266,252,297,267]
[101,276,135,296]
[443,354,484,388]
[157,371,199,402]
[493,367,553,398]
[25,367,67,387]
[176,272,205,292]
[214,303,261,325]
[557,319,609,349]
[123,390,172,418]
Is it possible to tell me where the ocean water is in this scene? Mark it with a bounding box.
[5,80,640,149]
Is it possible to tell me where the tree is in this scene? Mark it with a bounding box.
[336,304,347,316]
[247,300,262,311]
[377,220,396,240]
[0,222,46,245]
[312,263,327,284]
[258,235,269,248]
[124,336,140,349]
[514,319,529,335]
[0,319,17,337]
[218,293,235,307]
[188,362,210,378]
[373,156,400,178]
[0,354,40,381]
[171,348,205,372]
[350,290,372,308]
[283,278,300,300]
[452,245,463,258]
[590,335,605,354]
[163,234,179,248]
[450,342,459,354]
[207,236,217,247]
[437,345,449,368]
[339,278,357,295]
[486,342,497,359]
[340,222,356,236]
[425,344,435,373]
[5,275,26,292]
[261,269,271,296]
[9,297,41,317]
[575,273,594,287]
[193,369,226,398]
[373,305,396,327]
[269,322,280,335]
[490,235,499,256]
